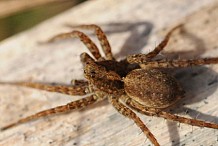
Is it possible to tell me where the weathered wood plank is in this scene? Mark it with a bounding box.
[0,0,218,145]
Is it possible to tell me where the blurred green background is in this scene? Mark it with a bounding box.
[0,0,86,41]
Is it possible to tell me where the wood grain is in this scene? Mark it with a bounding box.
[0,0,218,145]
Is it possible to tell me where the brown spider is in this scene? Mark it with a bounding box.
[1,24,218,146]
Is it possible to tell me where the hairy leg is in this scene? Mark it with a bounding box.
[0,81,89,95]
[68,24,114,60]
[42,30,102,60]
[124,97,218,129]
[1,93,105,131]
[109,96,160,146]
[127,24,183,64]
[140,57,218,68]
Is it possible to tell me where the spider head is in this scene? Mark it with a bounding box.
[124,68,185,108]
[81,53,124,94]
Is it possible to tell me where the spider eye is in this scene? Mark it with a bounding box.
[90,70,96,78]
[90,75,95,78]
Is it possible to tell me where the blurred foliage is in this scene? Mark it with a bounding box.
[0,0,86,41]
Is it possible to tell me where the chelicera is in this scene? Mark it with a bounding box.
[1,24,218,146]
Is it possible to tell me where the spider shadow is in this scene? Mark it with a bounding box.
[99,21,153,58]
[161,27,208,59]
[161,28,218,145]
[165,66,218,146]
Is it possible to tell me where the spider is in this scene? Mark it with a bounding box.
[1,24,218,146]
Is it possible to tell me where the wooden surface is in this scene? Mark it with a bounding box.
[0,0,218,146]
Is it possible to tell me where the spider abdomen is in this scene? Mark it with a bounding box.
[124,69,185,108]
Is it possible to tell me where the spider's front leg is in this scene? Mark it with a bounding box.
[127,24,183,64]
[41,30,103,60]
[108,96,160,146]
[0,80,89,96]
[1,91,105,131]
[66,24,114,60]
[42,24,115,60]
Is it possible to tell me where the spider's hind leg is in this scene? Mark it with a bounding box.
[123,96,218,129]
[109,96,160,146]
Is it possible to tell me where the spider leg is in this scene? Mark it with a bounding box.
[1,93,104,131]
[124,97,218,129]
[42,30,102,60]
[140,57,218,68]
[0,81,89,96]
[127,24,183,64]
[109,96,160,146]
[68,24,114,60]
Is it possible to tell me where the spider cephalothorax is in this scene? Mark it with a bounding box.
[1,24,218,146]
